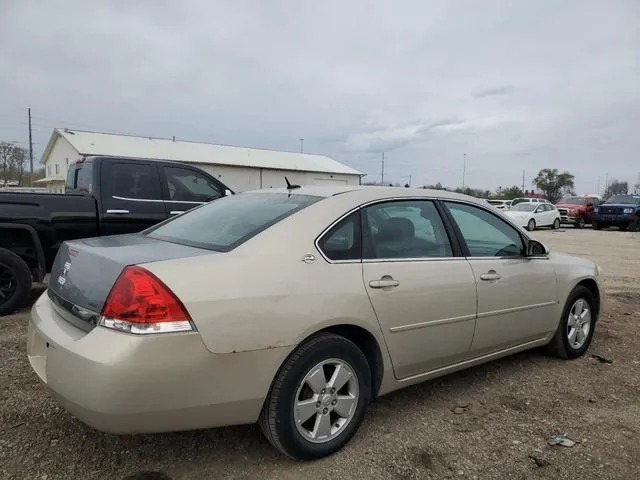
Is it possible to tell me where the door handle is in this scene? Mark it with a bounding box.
[170,210,185,215]
[480,270,501,281]
[369,276,400,289]
[106,209,130,214]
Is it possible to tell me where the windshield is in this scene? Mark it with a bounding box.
[146,193,322,251]
[604,195,640,205]
[558,197,585,205]
[511,203,537,212]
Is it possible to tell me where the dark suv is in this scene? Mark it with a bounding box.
[592,195,640,231]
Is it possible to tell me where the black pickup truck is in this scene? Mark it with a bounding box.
[0,155,232,315]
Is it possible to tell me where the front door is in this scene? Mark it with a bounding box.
[361,200,477,379]
[443,201,558,355]
[99,159,167,236]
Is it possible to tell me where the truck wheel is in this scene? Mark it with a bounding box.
[0,249,32,316]
[575,217,585,229]
[619,224,628,232]
[630,216,640,232]
[592,221,602,230]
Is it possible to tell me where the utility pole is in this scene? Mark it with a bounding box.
[381,152,385,185]
[28,108,34,186]
[604,172,609,196]
[462,153,467,189]
[299,138,304,154]
[522,170,525,193]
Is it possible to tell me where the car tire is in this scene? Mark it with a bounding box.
[630,216,640,232]
[552,218,560,230]
[0,248,32,317]
[259,332,372,460]
[527,219,536,231]
[592,221,602,230]
[619,224,628,232]
[574,217,585,229]
[547,286,597,360]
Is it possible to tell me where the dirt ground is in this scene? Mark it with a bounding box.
[1,228,639,480]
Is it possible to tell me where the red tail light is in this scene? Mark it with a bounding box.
[99,266,193,334]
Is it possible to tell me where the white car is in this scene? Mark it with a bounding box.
[486,199,511,211]
[504,202,561,231]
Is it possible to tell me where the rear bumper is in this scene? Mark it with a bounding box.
[27,291,292,434]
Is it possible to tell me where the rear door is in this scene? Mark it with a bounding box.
[99,159,166,236]
[361,199,478,379]
[159,164,226,218]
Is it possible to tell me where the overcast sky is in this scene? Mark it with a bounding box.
[1,0,639,193]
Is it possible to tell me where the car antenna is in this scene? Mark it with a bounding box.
[285,176,301,190]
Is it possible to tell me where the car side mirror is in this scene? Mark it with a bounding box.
[526,240,548,257]
[224,189,233,196]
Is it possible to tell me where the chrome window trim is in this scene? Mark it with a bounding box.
[112,195,205,205]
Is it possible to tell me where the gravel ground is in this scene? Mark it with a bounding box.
[1,228,639,480]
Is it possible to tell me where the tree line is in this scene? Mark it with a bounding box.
[0,141,44,186]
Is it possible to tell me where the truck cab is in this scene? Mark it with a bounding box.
[592,194,640,231]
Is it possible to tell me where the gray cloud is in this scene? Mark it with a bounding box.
[1,0,639,192]
[474,86,517,98]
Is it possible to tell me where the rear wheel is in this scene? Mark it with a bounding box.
[259,333,372,460]
[527,219,536,231]
[552,218,560,229]
[547,286,597,359]
[0,249,32,316]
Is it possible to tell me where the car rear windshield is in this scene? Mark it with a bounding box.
[145,192,322,252]
[558,197,585,205]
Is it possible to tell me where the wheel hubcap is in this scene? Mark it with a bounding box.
[293,358,359,443]
[0,262,17,304]
[567,298,591,349]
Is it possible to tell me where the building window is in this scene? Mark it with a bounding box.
[55,164,59,175]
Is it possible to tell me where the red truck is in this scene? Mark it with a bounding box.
[554,195,601,228]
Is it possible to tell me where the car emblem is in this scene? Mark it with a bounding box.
[301,254,316,264]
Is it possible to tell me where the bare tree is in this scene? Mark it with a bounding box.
[604,179,628,199]
[0,142,29,186]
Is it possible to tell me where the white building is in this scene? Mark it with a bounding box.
[37,128,364,193]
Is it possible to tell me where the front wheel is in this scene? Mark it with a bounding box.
[552,218,560,230]
[547,286,597,359]
[630,216,640,232]
[592,221,602,230]
[259,333,372,460]
[527,219,536,231]
[574,217,585,229]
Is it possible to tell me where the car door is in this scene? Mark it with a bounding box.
[442,201,558,355]
[159,164,226,218]
[360,199,478,379]
[99,159,167,236]
[532,204,546,226]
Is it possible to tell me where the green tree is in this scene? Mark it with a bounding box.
[499,185,524,199]
[604,179,628,198]
[532,168,575,203]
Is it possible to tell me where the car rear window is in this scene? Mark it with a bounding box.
[145,192,322,252]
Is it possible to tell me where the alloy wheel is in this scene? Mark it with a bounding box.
[567,298,591,350]
[0,262,17,305]
[293,358,359,444]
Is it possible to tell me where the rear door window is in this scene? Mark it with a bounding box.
[106,162,162,200]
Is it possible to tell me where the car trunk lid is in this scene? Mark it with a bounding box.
[48,234,212,332]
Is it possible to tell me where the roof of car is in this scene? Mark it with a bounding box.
[246,185,483,203]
